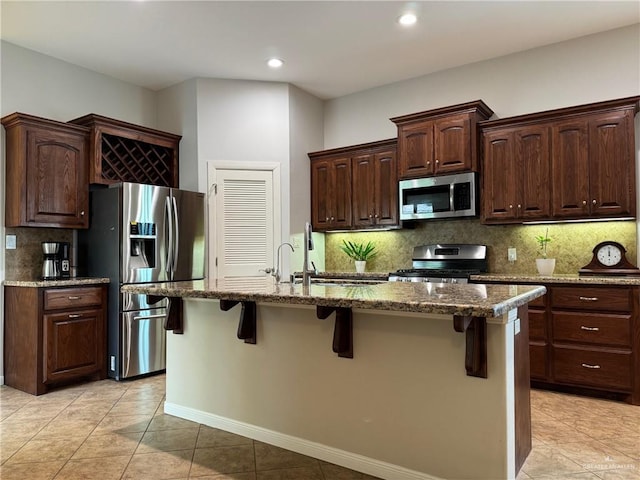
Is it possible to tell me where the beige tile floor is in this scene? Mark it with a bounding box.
[0,375,638,480]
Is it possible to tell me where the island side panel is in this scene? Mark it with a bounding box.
[166,299,518,480]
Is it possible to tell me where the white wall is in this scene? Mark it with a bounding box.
[0,41,158,383]
[157,79,199,191]
[323,24,640,148]
[195,78,292,245]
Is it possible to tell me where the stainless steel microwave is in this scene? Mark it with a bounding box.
[399,172,478,221]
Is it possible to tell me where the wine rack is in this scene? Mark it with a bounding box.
[69,114,181,187]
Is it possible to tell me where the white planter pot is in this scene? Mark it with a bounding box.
[355,260,366,274]
[536,258,556,276]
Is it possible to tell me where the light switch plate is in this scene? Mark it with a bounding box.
[508,247,517,262]
[5,234,17,249]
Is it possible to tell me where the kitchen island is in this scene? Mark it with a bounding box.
[122,279,545,480]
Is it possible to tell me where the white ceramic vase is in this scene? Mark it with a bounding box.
[536,258,556,276]
[355,260,366,274]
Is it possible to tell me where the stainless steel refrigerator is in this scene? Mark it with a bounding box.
[79,182,206,380]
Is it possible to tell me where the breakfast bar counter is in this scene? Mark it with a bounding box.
[123,279,546,480]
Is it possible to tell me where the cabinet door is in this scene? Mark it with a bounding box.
[434,114,471,173]
[517,126,551,220]
[311,160,332,230]
[398,122,434,178]
[588,111,635,217]
[43,308,103,384]
[352,154,375,227]
[26,126,88,228]
[481,130,518,222]
[373,149,398,226]
[331,158,353,229]
[551,120,590,218]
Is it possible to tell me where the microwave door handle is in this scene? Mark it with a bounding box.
[449,183,455,211]
[172,196,179,274]
[165,197,173,275]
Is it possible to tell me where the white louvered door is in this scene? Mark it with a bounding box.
[208,165,280,279]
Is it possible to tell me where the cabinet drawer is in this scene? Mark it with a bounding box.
[552,312,631,348]
[529,343,548,380]
[44,287,103,311]
[551,286,631,312]
[553,346,632,390]
[529,294,546,308]
[529,309,547,341]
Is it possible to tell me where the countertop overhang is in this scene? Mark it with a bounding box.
[3,277,110,288]
[121,278,546,320]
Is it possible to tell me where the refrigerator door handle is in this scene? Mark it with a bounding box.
[133,313,167,321]
[172,196,180,274]
[165,197,173,275]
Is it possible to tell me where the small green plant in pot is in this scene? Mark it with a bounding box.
[534,228,555,276]
[340,240,377,273]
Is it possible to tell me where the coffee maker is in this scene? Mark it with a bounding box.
[42,242,60,280]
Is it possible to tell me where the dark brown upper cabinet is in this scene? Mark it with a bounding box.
[2,112,90,228]
[309,139,397,232]
[69,114,181,187]
[482,125,551,223]
[391,100,494,179]
[480,96,639,224]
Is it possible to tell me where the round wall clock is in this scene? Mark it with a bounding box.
[579,241,640,276]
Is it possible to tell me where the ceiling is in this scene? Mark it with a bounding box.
[1,1,638,100]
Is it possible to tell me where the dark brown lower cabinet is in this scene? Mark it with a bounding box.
[475,279,640,405]
[4,284,107,395]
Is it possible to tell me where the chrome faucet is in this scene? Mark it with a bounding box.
[302,222,317,286]
[275,242,294,283]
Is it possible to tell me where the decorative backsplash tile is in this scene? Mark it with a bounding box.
[325,219,637,274]
[5,227,74,280]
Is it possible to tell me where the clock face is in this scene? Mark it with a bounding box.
[597,244,622,267]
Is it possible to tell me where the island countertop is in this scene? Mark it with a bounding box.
[122,278,546,319]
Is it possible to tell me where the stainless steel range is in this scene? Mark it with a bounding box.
[389,244,488,283]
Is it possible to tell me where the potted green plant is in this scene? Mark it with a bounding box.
[340,240,377,273]
[535,228,555,275]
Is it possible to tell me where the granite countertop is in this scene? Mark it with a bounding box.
[3,277,111,288]
[121,278,546,320]
[292,271,390,281]
[471,273,640,286]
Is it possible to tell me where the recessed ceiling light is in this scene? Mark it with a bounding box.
[398,13,417,26]
[267,58,284,68]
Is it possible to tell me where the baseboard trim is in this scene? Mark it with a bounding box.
[164,402,440,480]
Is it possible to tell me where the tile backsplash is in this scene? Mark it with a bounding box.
[5,227,74,280]
[325,219,638,274]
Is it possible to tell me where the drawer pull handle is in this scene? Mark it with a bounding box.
[580,326,600,331]
[68,314,82,318]
[578,296,599,302]
[68,296,81,300]
[581,363,601,369]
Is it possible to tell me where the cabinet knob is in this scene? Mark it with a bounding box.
[68,314,81,318]
[325,217,330,222]
[68,296,81,300]
[374,214,379,218]
[582,200,587,205]
[579,296,599,302]
[426,161,431,165]
[580,326,600,332]
[517,204,521,209]
[592,199,597,205]
[509,204,513,209]
[369,214,373,219]
[435,160,439,164]
[80,210,85,216]
[331,216,335,221]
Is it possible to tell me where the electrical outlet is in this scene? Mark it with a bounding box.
[508,247,517,262]
[5,234,17,250]
[292,237,301,249]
